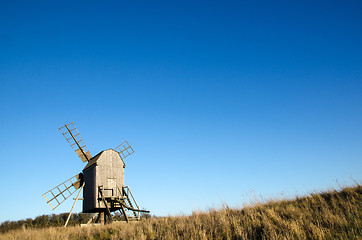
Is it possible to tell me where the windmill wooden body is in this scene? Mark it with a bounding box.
[43,122,149,226]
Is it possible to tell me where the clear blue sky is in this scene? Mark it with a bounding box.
[0,1,361,223]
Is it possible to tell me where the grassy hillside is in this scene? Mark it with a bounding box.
[1,185,361,240]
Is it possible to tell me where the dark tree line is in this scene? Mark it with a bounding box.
[0,213,92,233]
[0,211,153,233]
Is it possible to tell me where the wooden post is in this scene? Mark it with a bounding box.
[87,213,99,224]
[100,212,105,224]
[64,182,85,227]
[98,186,113,223]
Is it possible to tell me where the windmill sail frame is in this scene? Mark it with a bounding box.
[114,141,134,160]
[59,122,92,162]
[42,174,83,210]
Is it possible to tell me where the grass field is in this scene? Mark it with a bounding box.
[1,185,361,239]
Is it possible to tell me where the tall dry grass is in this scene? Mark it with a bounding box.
[1,185,361,240]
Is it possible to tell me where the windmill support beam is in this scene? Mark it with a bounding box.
[86,213,99,224]
[98,186,113,223]
[64,182,85,227]
[120,204,129,223]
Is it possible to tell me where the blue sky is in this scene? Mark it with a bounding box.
[0,1,361,223]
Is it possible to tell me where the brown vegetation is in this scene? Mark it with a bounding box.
[1,185,361,239]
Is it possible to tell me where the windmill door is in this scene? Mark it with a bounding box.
[106,178,116,196]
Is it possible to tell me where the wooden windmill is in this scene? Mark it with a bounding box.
[42,122,149,226]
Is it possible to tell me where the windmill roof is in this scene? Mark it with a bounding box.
[83,151,102,171]
[82,149,124,171]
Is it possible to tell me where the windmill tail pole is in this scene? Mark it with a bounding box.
[123,205,150,213]
[64,182,85,227]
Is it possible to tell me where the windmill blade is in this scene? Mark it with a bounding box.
[59,122,92,162]
[114,140,134,160]
[42,173,83,210]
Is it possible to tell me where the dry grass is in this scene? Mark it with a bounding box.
[1,185,361,240]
